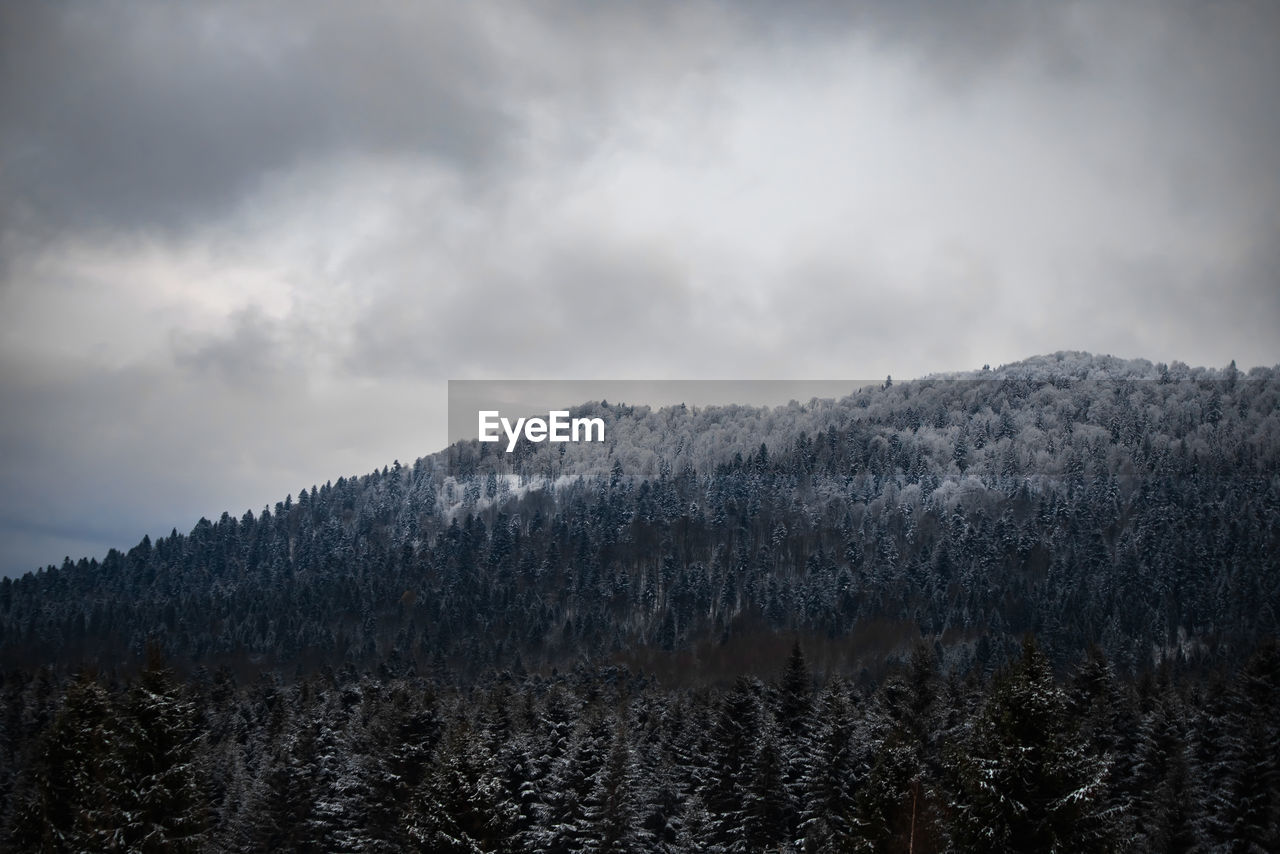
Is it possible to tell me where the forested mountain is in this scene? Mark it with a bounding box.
[2,351,1278,851]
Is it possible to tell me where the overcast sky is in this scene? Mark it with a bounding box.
[1,0,1277,576]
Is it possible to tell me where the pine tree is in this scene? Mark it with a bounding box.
[800,683,859,853]
[853,643,947,852]
[741,715,790,851]
[706,677,762,850]
[579,720,652,853]
[241,735,316,852]
[1069,644,1139,843]
[774,641,813,843]
[8,671,121,852]
[1212,642,1280,852]
[305,693,381,853]
[364,683,442,848]
[950,637,1113,853]
[114,648,208,852]
[406,716,518,853]
[1127,686,1201,852]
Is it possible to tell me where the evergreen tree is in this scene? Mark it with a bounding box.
[705,676,763,850]
[113,648,207,852]
[1127,686,1201,852]
[406,717,518,853]
[800,682,860,852]
[950,637,1113,853]
[741,715,791,851]
[579,720,652,853]
[240,736,316,853]
[853,644,947,852]
[1212,642,1280,852]
[8,671,121,852]
[774,641,813,843]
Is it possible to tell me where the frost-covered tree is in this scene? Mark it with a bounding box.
[579,721,652,854]
[405,717,518,853]
[950,637,1113,853]
[8,671,121,852]
[113,648,207,853]
[1209,642,1280,852]
[800,682,859,852]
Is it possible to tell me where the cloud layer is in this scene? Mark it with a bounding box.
[2,0,1277,574]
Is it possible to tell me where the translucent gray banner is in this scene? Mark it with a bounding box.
[447,380,874,445]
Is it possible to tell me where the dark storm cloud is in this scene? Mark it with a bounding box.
[0,0,513,237]
[4,0,1278,238]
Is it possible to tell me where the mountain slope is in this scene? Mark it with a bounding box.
[2,352,1275,682]
[3,352,1279,852]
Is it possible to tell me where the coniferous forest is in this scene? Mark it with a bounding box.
[2,352,1278,851]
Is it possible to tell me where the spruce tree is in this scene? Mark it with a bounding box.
[8,671,121,852]
[114,648,207,852]
[950,637,1113,853]
[800,683,859,852]
[580,720,652,854]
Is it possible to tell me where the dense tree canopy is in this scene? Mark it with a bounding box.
[1,352,1276,849]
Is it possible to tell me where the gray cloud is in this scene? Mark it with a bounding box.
[4,1,1277,237]
[0,0,514,238]
[1,0,1278,576]
[172,306,294,389]
[341,237,708,381]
